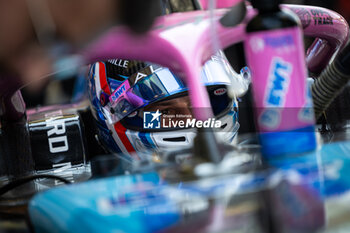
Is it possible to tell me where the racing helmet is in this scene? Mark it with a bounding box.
[88,53,243,158]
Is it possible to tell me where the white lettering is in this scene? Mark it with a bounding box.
[47,119,66,137]
[135,73,147,83]
[178,121,184,127]
[49,136,69,153]
[186,119,196,127]
[162,119,169,128]
[161,118,222,129]
[123,60,129,68]
[203,119,210,128]
[46,118,69,154]
[172,120,178,128]
[215,121,222,128]
[145,122,154,128]
[108,59,129,68]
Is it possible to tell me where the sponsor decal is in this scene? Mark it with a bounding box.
[264,35,294,48]
[129,66,154,85]
[265,58,293,107]
[108,59,129,68]
[250,34,295,53]
[259,58,292,129]
[46,118,69,153]
[214,88,227,96]
[294,8,312,29]
[311,9,333,25]
[135,72,147,83]
[110,84,127,102]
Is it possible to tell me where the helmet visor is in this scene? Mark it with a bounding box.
[106,56,234,124]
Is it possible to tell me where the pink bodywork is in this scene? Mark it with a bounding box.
[199,0,242,10]
[83,3,349,121]
[1,1,347,122]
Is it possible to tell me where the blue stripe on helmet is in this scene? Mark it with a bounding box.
[96,122,123,154]
[139,132,155,149]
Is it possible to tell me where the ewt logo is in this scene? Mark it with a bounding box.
[110,84,126,102]
[143,110,161,129]
[265,58,292,107]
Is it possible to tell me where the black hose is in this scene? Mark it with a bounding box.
[312,43,350,119]
[0,174,71,197]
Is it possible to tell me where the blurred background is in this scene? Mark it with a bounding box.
[1,0,350,232]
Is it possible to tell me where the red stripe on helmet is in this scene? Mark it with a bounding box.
[98,62,111,95]
[114,122,136,153]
